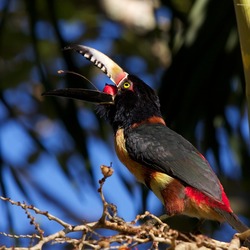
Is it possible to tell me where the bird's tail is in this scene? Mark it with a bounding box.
[220,210,248,233]
[214,208,250,247]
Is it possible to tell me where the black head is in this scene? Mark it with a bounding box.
[97,74,162,132]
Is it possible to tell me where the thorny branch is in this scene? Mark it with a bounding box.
[0,165,248,250]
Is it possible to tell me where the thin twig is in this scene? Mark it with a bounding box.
[0,165,245,250]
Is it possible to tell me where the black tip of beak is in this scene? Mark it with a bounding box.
[42,88,114,104]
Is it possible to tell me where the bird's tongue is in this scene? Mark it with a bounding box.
[103,84,117,95]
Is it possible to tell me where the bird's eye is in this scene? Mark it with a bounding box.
[123,82,131,89]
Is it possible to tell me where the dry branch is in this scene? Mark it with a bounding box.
[0,165,247,250]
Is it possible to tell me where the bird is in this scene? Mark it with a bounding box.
[43,44,249,245]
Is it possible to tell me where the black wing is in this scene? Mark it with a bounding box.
[125,123,222,202]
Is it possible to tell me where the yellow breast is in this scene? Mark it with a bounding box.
[114,128,174,203]
[115,128,146,183]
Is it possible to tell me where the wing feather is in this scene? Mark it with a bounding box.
[125,123,222,202]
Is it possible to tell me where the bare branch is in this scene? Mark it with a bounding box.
[0,165,247,250]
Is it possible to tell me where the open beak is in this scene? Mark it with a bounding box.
[42,45,128,104]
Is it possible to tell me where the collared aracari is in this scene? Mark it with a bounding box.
[43,45,249,241]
